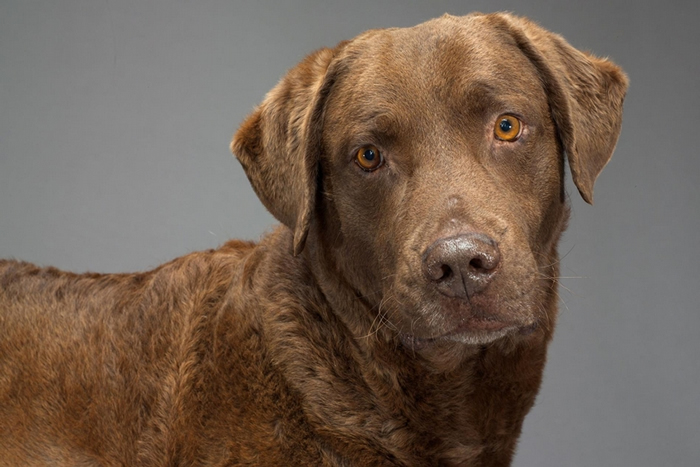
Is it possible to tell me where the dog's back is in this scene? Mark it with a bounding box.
[0,240,255,465]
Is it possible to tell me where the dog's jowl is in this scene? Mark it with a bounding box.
[0,13,626,466]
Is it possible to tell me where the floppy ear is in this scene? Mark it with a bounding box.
[231,47,339,254]
[493,13,628,203]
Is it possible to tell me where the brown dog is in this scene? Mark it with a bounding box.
[0,12,626,466]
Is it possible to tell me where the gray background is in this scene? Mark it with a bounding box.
[1,0,698,465]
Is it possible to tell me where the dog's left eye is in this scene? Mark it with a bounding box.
[494,114,522,142]
[355,145,384,171]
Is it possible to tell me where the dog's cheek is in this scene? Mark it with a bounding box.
[518,143,567,256]
[378,180,441,318]
[324,168,398,297]
[486,122,564,252]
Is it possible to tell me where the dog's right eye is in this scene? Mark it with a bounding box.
[355,145,384,171]
[494,114,522,142]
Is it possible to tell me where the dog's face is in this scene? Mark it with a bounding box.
[319,19,566,347]
[232,13,627,350]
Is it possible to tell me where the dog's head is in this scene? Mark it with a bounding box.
[232,13,626,350]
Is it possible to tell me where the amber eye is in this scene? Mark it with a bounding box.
[355,145,383,171]
[494,114,522,141]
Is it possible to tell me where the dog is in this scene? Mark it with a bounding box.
[0,12,626,466]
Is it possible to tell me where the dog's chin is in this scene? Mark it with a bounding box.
[398,318,538,352]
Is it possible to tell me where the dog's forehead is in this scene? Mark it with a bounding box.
[330,14,543,120]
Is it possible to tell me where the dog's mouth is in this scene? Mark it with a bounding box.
[387,244,543,351]
[398,317,538,350]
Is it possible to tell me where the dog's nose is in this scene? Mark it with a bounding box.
[422,233,501,299]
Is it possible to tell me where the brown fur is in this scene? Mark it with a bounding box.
[0,13,626,466]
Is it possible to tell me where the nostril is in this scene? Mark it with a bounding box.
[468,252,498,273]
[438,264,453,281]
[469,257,485,271]
[425,261,453,282]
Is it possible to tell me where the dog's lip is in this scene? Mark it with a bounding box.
[399,318,536,349]
[452,316,514,334]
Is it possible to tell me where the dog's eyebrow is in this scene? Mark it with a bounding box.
[343,109,401,137]
[428,78,500,112]
[369,112,398,135]
[455,80,530,117]
[337,111,404,156]
[462,80,499,101]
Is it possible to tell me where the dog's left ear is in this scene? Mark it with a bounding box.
[231,46,342,255]
[493,13,628,204]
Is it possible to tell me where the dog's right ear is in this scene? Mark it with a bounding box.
[492,13,628,204]
[231,47,341,255]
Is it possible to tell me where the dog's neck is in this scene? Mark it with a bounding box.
[247,226,550,465]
